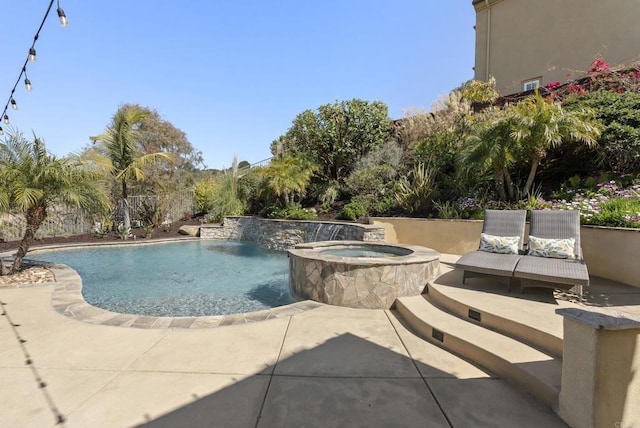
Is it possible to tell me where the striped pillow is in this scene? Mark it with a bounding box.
[479,233,520,255]
[527,236,576,259]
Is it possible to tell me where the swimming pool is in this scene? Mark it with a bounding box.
[31,241,293,317]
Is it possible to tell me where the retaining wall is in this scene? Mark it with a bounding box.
[374,217,640,288]
[200,216,385,251]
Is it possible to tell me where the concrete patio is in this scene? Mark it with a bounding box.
[1,252,639,427]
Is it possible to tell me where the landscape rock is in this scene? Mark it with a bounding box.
[178,225,200,236]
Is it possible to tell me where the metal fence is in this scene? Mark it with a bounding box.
[1,208,93,241]
[0,189,194,241]
[117,189,194,225]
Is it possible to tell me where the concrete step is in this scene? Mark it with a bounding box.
[395,295,562,409]
[425,281,563,357]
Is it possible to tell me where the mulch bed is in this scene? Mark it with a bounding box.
[0,217,205,253]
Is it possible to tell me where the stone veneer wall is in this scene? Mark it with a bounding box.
[289,242,440,309]
[200,216,385,251]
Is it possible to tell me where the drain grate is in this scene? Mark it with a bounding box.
[432,328,444,342]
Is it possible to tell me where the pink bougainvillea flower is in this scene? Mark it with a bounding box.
[590,59,610,73]
[567,84,585,95]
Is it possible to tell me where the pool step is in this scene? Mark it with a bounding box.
[395,295,562,409]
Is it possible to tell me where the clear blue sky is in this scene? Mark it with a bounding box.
[1,1,476,169]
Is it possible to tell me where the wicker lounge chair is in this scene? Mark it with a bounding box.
[456,209,527,287]
[513,209,589,296]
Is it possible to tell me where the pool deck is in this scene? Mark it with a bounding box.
[1,254,639,427]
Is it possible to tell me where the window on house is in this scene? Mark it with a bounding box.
[523,79,540,92]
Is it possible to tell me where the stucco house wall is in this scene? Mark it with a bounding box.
[473,0,640,95]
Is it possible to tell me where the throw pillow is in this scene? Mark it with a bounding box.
[478,233,520,255]
[527,236,576,259]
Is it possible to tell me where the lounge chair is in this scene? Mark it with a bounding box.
[456,209,527,288]
[513,209,589,296]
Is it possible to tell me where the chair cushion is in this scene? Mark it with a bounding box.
[479,233,520,255]
[527,236,576,259]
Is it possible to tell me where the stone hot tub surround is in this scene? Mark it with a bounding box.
[289,241,440,309]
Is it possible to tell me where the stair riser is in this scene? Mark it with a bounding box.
[396,300,559,408]
[426,285,563,357]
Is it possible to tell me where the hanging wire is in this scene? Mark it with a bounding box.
[0,0,68,133]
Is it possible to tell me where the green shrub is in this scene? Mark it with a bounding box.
[433,200,460,219]
[563,90,640,174]
[370,195,396,216]
[138,194,170,227]
[343,141,402,216]
[238,168,267,215]
[203,213,219,223]
[337,200,367,221]
[395,163,439,215]
[193,177,217,213]
[319,202,330,214]
[593,198,640,228]
[208,196,244,222]
[207,158,246,222]
[140,223,154,238]
[116,223,131,240]
[320,183,340,206]
[568,175,581,189]
[263,203,317,220]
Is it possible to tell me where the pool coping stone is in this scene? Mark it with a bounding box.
[1,239,325,329]
[46,263,325,329]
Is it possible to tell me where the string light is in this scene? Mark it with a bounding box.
[57,0,69,27]
[0,1,68,134]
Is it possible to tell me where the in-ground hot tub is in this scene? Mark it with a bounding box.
[288,241,440,309]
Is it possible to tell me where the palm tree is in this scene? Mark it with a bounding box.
[508,91,601,195]
[90,106,172,229]
[0,131,109,274]
[458,109,519,201]
[262,154,316,205]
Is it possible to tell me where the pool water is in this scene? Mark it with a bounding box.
[31,241,293,317]
[319,246,412,258]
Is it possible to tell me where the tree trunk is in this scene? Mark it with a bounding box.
[493,168,507,201]
[10,206,46,274]
[523,155,541,196]
[122,179,130,229]
[504,169,515,201]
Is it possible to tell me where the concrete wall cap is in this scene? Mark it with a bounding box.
[556,307,640,330]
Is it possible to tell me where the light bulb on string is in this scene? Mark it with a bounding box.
[29,48,37,62]
[57,8,69,27]
[0,126,4,136]
[3,115,9,124]
[11,98,18,110]
[23,68,32,91]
